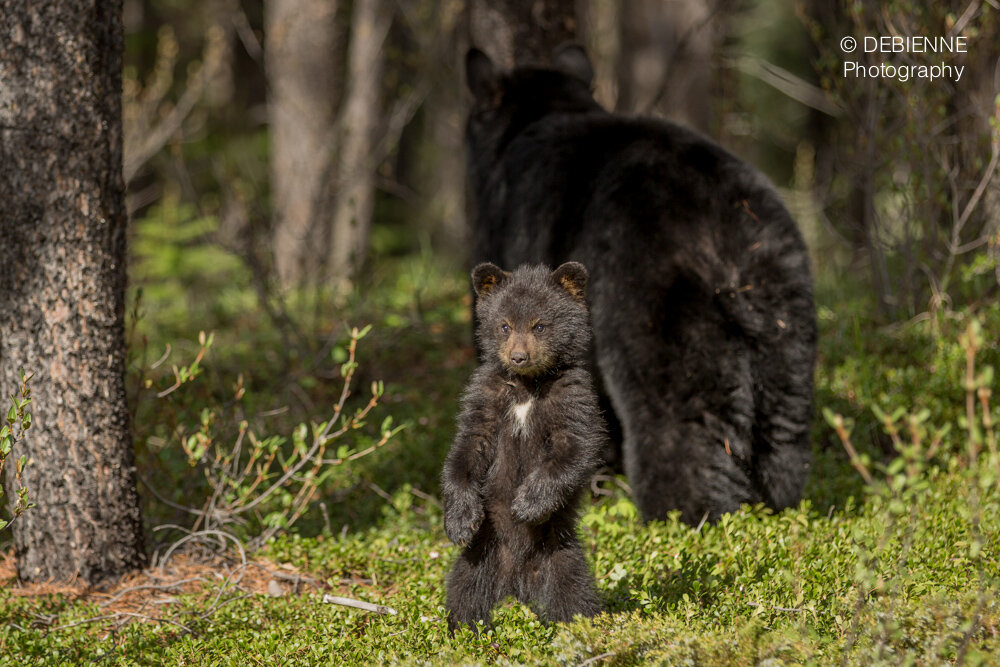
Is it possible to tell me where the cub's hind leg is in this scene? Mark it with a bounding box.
[522,542,602,624]
[446,547,506,633]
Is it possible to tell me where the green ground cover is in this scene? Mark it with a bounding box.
[2,248,998,665]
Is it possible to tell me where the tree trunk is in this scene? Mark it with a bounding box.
[0,0,146,584]
[616,0,729,134]
[468,0,577,67]
[328,0,391,283]
[579,0,620,110]
[267,0,341,288]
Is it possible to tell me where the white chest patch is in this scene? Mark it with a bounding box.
[511,399,534,437]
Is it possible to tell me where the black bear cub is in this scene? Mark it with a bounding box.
[442,261,604,632]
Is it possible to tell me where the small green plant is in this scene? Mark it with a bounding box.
[823,315,998,663]
[0,369,33,532]
[145,325,402,550]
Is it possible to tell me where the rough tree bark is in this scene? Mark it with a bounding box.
[0,0,146,583]
[267,0,341,288]
[468,0,577,67]
[328,0,391,283]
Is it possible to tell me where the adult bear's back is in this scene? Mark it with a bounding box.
[464,45,817,524]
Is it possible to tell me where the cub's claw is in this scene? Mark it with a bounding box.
[445,499,484,547]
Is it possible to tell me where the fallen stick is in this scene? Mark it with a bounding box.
[322,594,398,616]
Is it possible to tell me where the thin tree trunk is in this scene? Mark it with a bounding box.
[468,0,577,67]
[579,0,620,110]
[328,0,391,283]
[616,0,726,134]
[267,0,341,288]
[0,0,146,583]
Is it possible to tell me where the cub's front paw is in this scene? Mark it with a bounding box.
[511,486,555,524]
[444,497,484,547]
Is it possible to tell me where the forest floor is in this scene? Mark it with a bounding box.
[1,251,998,665]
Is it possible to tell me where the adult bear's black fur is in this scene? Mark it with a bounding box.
[463,45,817,524]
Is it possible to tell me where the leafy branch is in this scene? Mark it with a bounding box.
[0,369,34,532]
[146,325,402,552]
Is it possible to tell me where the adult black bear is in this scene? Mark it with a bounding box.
[463,45,817,525]
[442,262,604,631]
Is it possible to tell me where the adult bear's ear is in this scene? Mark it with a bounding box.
[551,43,593,88]
[472,263,509,297]
[551,262,588,302]
[466,47,501,105]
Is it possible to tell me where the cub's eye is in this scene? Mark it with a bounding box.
[501,323,510,333]
[534,324,545,333]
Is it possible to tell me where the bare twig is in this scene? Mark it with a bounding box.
[45,614,121,633]
[409,487,441,507]
[578,652,615,667]
[159,529,246,573]
[322,594,397,616]
[746,601,807,613]
[113,612,197,636]
[939,137,1000,294]
[230,6,263,64]
[727,54,842,117]
[124,23,229,181]
[949,1,982,37]
[98,578,206,609]
[590,473,632,498]
[138,473,206,517]
[368,482,394,504]
[830,415,874,485]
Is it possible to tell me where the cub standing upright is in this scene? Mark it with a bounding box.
[442,262,605,632]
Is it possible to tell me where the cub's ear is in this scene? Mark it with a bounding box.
[551,43,593,88]
[466,47,501,104]
[551,261,588,302]
[472,262,509,297]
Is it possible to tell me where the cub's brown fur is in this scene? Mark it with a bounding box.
[442,262,605,632]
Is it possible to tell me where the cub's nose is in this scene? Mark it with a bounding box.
[510,351,528,366]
